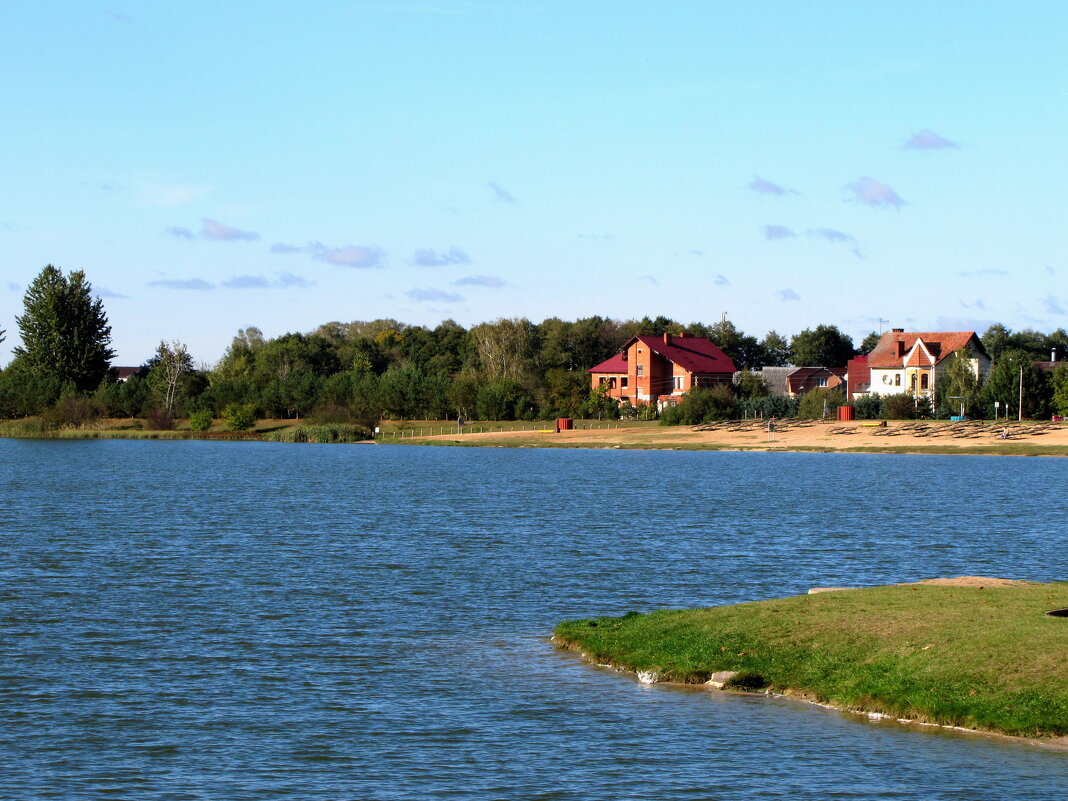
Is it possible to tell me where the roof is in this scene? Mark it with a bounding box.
[630,334,736,374]
[589,333,736,375]
[588,353,628,374]
[867,330,985,369]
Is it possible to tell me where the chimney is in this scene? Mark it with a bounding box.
[891,328,904,333]
[1053,348,1058,363]
[663,332,671,344]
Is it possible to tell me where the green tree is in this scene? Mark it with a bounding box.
[760,331,791,367]
[935,347,981,418]
[148,340,193,417]
[797,388,845,419]
[14,265,115,392]
[1051,364,1068,416]
[981,349,1047,419]
[981,324,1012,362]
[734,369,769,399]
[859,331,881,354]
[790,325,855,367]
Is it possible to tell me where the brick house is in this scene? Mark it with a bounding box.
[785,367,845,396]
[866,329,990,398]
[589,332,736,407]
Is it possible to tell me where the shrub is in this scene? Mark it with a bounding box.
[223,403,258,431]
[660,385,738,426]
[881,393,919,420]
[853,395,881,419]
[797,388,845,419]
[144,407,175,430]
[188,409,213,431]
[41,395,105,428]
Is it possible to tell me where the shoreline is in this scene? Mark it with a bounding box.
[556,643,1068,752]
[554,578,1068,748]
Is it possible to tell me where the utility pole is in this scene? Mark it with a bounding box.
[1018,365,1024,422]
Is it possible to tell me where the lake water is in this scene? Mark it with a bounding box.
[2,439,1066,800]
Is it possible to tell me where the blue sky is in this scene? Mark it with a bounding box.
[2,1,1066,365]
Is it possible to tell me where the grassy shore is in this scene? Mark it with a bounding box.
[554,581,1068,740]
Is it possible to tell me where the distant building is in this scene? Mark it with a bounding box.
[589,332,736,408]
[865,329,990,398]
[109,366,143,382]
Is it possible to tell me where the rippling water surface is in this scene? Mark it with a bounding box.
[2,440,1066,799]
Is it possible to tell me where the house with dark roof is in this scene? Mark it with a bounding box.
[589,332,736,407]
[866,329,990,398]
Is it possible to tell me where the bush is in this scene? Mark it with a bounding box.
[797,388,845,419]
[223,403,258,431]
[853,395,881,419]
[41,395,105,428]
[881,393,919,420]
[660,385,738,426]
[144,407,175,430]
[188,409,213,431]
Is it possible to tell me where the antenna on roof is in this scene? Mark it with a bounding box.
[877,317,889,334]
[721,312,728,324]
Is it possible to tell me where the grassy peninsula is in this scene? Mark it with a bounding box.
[554,580,1068,740]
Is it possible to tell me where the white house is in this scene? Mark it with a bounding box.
[866,329,990,398]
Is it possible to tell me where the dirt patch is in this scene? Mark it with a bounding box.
[909,576,1032,588]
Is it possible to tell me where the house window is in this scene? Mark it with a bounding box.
[636,365,644,377]
[817,377,828,388]
[910,374,917,391]
[621,377,628,388]
[674,376,682,390]
[921,373,929,390]
[610,377,617,389]
[894,374,901,386]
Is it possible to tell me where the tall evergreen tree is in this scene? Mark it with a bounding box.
[13,265,115,392]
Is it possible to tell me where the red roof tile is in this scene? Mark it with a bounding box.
[632,334,737,375]
[867,331,984,369]
[588,354,628,373]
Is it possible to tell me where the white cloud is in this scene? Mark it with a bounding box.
[1040,294,1065,315]
[904,130,959,150]
[775,288,801,302]
[312,244,386,268]
[713,274,730,286]
[407,287,463,302]
[149,278,215,290]
[166,226,195,240]
[454,275,504,288]
[763,224,796,240]
[846,177,905,208]
[487,181,516,203]
[748,176,795,196]
[201,218,260,241]
[414,246,471,266]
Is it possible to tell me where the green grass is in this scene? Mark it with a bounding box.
[555,582,1068,738]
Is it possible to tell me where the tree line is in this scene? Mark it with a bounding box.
[2,265,1068,429]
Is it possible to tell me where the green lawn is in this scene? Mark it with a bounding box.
[555,582,1068,738]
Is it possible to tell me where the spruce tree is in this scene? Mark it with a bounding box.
[13,265,116,392]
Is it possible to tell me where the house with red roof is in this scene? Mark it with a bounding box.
[866,329,990,398]
[589,332,736,407]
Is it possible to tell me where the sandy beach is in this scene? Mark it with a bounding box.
[419,419,1068,456]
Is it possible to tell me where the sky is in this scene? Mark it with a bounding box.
[1,1,1066,366]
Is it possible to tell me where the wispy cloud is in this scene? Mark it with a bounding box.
[166,226,195,240]
[1040,294,1065,315]
[960,298,987,310]
[138,183,212,208]
[807,227,853,244]
[311,244,386,268]
[454,275,504,288]
[149,278,215,291]
[222,275,270,289]
[279,272,312,288]
[904,129,959,150]
[270,242,305,254]
[847,176,905,208]
[201,218,260,241]
[748,176,796,196]
[959,268,1009,277]
[6,282,19,292]
[487,181,516,203]
[218,273,313,289]
[763,224,796,240]
[638,274,659,285]
[407,287,463,303]
[1045,265,1056,276]
[775,288,801,302]
[414,246,471,266]
[96,286,127,299]
[713,274,731,286]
